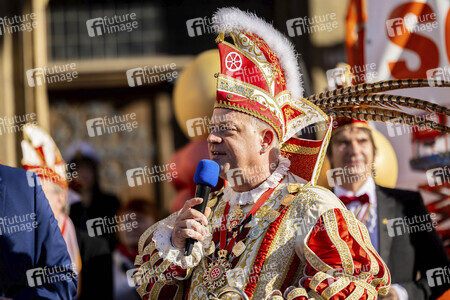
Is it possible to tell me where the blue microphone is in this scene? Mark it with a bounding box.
[185,159,219,256]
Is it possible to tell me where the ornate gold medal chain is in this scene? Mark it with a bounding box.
[201,182,309,292]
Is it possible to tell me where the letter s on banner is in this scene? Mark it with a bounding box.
[387,2,440,78]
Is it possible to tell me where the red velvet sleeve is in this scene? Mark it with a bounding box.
[300,208,391,299]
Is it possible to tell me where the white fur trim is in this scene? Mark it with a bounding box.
[213,7,304,99]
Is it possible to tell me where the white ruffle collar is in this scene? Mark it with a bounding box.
[223,155,290,207]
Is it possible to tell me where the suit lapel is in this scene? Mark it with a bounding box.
[376,185,395,263]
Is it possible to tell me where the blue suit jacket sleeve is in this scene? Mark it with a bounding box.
[0,166,77,299]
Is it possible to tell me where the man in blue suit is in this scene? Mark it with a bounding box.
[0,164,77,299]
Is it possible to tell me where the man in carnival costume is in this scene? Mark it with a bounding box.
[134,8,392,299]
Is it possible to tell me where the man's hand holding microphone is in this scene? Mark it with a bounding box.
[171,160,219,256]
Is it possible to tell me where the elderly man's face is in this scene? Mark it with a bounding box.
[329,127,375,178]
[207,109,263,178]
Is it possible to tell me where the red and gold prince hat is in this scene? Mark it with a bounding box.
[21,123,68,190]
[213,7,332,184]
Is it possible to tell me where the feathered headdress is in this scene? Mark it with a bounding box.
[309,79,449,133]
[213,7,449,185]
[213,7,332,184]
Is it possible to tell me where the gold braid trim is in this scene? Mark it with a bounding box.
[309,272,333,291]
[357,220,391,288]
[149,280,166,300]
[262,197,301,296]
[140,258,171,280]
[341,209,391,294]
[280,143,320,155]
[304,240,333,274]
[135,238,157,266]
[353,280,378,298]
[149,251,162,268]
[138,219,162,254]
[136,279,149,298]
[286,287,308,300]
[378,284,391,296]
[311,120,332,185]
[298,97,330,121]
[339,209,379,275]
[322,210,355,275]
[137,212,179,258]
[308,290,321,299]
[322,277,351,299]
[215,100,283,140]
[346,285,366,300]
